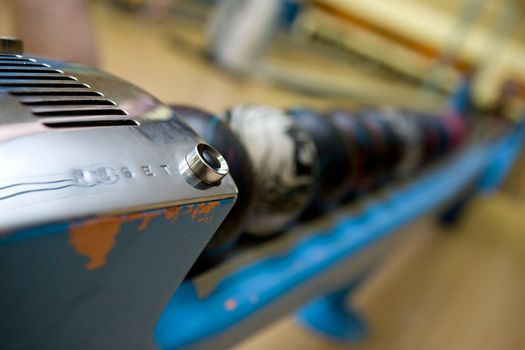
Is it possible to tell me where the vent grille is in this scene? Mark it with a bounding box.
[0,54,133,125]
[43,120,138,128]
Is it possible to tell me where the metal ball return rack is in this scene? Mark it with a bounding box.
[154,125,525,349]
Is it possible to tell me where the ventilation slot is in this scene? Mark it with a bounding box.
[0,55,20,58]
[9,90,103,97]
[43,120,138,128]
[0,82,89,88]
[21,99,115,106]
[0,58,35,62]
[0,62,46,67]
[33,108,127,117]
[0,68,62,74]
[1,55,134,128]
[0,74,76,80]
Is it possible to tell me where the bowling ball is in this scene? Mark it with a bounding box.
[413,113,441,166]
[430,116,450,159]
[441,115,467,151]
[360,108,404,175]
[380,108,423,179]
[422,114,459,164]
[357,109,393,187]
[171,105,255,252]
[223,104,318,236]
[327,108,376,197]
[287,107,352,207]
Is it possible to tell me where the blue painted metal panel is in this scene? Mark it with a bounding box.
[0,199,235,350]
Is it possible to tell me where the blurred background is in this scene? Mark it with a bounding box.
[1,0,524,348]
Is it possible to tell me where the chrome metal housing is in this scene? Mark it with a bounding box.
[0,53,237,232]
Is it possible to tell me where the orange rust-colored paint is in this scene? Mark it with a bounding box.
[68,201,221,271]
[69,217,123,271]
[125,211,161,232]
[183,205,195,216]
[191,202,220,219]
[187,201,220,224]
[225,298,238,311]
[136,215,157,232]
[164,207,181,223]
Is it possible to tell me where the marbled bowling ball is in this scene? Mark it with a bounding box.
[327,108,375,197]
[287,107,352,206]
[171,105,255,251]
[223,104,318,236]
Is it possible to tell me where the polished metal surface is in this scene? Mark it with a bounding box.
[0,53,237,232]
[183,143,229,186]
[0,37,23,54]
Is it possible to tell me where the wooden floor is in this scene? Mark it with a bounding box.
[2,2,525,349]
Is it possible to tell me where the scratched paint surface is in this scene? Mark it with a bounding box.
[69,201,220,270]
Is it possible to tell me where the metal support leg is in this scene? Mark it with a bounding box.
[296,282,367,343]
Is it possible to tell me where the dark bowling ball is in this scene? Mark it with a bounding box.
[357,109,393,187]
[223,104,318,236]
[430,116,450,159]
[327,108,376,197]
[171,105,255,255]
[287,107,352,213]
[360,108,404,175]
[413,113,442,166]
[441,115,467,151]
[380,107,423,179]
